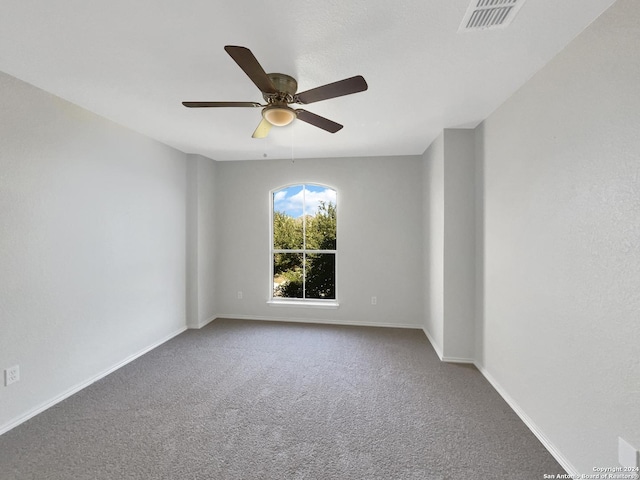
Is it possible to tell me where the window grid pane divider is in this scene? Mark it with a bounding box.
[273,249,336,254]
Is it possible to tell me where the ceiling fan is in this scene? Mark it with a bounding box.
[182,45,368,138]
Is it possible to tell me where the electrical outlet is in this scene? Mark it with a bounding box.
[237,291,243,300]
[5,365,19,386]
[371,296,377,305]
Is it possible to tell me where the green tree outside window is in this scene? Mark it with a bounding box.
[272,185,336,300]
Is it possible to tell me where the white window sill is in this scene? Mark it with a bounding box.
[267,300,339,309]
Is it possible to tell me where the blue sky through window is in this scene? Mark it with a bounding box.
[273,185,336,218]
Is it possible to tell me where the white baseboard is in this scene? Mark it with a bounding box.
[189,314,217,329]
[1,317,576,477]
[422,327,444,360]
[422,328,474,364]
[214,314,422,330]
[473,362,578,476]
[441,356,475,364]
[0,326,187,436]
[423,328,573,472]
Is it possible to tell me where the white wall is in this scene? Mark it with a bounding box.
[422,135,445,353]
[186,154,217,329]
[214,155,424,328]
[422,130,476,361]
[476,0,640,472]
[3,2,636,472]
[443,129,476,361]
[186,157,198,327]
[0,71,188,432]
[474,124,486,364]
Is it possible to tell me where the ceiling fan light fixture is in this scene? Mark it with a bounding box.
[262,106,296,126]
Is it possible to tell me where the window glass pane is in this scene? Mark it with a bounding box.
[273,186,303,250]
[305,253,336,299]
[304,185,337,250]
[273,253,303,298]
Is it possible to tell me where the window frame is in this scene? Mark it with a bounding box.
[267,183,339,308]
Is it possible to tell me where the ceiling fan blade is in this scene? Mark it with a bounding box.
[224,45,278,94]
[252,118,272,138]
[295,109,343,133]
[182,101,262,108]
[294,75,368,104]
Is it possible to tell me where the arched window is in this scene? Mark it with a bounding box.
[271,184,337,302]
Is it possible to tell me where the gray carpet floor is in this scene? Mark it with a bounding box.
[0,318,565,479]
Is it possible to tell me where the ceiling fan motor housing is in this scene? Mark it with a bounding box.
[264,73,298,100]
[260,73,299,126]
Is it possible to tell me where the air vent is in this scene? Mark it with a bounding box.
[458,0,527,32]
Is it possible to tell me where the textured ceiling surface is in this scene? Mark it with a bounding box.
[0,0,617,161]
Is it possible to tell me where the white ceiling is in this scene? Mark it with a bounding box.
[0,0,617,161]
